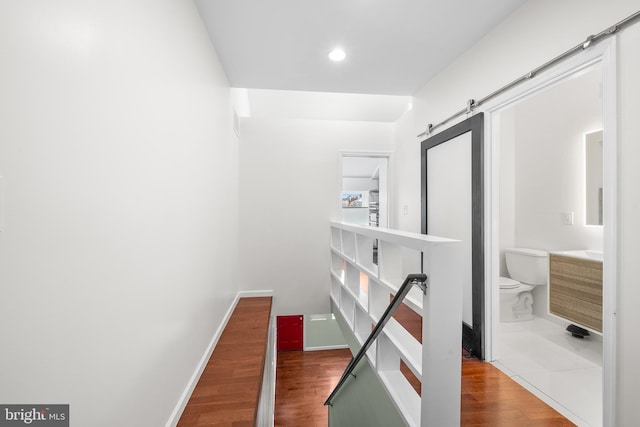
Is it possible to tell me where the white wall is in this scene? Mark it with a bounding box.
[392,107,422,231]
[510,65,603,252]
[239,117,394,315]
[391,1,640,424]
[0,1,238,426]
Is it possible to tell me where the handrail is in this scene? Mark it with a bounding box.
[324,273,428,406]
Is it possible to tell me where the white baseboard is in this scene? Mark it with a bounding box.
[165,293,241,427]
[304,344,349,351]
[238,290,274,298]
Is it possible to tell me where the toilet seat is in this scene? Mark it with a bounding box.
[500,277,520,289]
[499,277,534,294]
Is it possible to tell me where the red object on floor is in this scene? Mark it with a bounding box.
[277,315,303,351]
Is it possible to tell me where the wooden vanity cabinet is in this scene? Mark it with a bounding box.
[549,254,603,333]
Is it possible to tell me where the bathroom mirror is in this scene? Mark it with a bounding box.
[585,130,603,226]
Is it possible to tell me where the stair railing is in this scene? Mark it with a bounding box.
[324,273,428,406]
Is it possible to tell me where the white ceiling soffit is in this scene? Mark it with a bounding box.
[195,0,526,96]
[242,89,412,122]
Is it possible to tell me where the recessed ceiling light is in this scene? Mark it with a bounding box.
[328,48,346,62]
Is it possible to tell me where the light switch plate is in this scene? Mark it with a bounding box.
[562,211,574,225]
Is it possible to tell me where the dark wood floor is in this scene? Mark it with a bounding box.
[178,297,272,426]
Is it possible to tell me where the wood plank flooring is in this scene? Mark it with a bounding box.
[178,295,574,426]
[275,349,352,427]
[178,297,272,427]
[274,348,575,426]
[460,355,575,426]
[393,300,575,426]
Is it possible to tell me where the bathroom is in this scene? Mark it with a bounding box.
[494,62,604,427]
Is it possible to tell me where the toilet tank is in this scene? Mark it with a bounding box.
[505,248,548,285]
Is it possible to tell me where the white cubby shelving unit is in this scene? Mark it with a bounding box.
[329,221,463,427]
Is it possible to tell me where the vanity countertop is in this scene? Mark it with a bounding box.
[550,250,603,262]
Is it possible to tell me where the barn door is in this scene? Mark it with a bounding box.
[421,114,484,359]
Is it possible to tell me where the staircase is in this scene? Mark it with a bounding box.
[177,297,273,426]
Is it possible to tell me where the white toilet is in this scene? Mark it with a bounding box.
[500,248,548,322]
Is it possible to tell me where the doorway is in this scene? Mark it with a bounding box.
[277,315,303,351]
[340,153,390,228]
[341,153,390,267]
[484,40,616,427]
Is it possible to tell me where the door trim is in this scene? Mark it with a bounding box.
[481,37,617,426]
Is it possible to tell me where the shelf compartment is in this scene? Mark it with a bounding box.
[339,288,355,328]
[343,272,368,312]
[381,318,422,381]
[354,305,377,365]
[355,233,377,274]
[330,274,342,304]
[377,333,421,427]
[330,250,345,279]
[378,241,422,289]
[341,230,356,261]
[369,277,391,322]
[330,226,342,251]
[354,305,374,345]
[344,262,362,295]
[378,371,420,427]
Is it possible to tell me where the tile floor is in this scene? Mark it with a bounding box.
[492,317,603,427]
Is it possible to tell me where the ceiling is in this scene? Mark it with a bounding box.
[195,0,526,96]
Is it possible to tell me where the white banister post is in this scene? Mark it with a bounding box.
[421,243,463,426]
